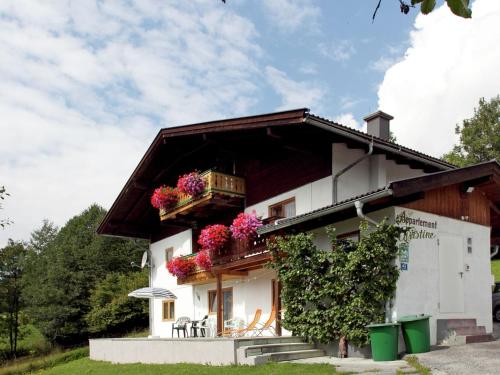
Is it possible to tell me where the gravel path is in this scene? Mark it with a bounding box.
[415,324,500,375]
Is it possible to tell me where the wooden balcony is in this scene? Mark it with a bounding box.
[177,237,268,285]
[160,170,245,221]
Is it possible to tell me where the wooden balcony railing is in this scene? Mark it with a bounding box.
[160,170,245,221]
[211,237,267,266]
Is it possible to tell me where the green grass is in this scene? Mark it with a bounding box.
[37,358,340,375]
[401,355,431,375]
[0,347,88,375]
[492,259,500,282]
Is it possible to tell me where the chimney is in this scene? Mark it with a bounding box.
[363,110,393,141]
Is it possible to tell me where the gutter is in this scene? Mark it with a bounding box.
[257,188,393,235]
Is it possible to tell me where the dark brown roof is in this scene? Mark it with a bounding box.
[97,108,456,239]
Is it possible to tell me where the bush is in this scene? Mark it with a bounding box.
[85,271,148,335]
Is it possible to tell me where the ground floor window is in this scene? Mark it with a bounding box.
[208,288,233,321]
[162,300,175,321]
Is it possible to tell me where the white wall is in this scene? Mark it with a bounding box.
[193,268,279,336]
[393,207,493,344]
[150,230,194,337]
[332,143,371,202]
[245,176,332,218]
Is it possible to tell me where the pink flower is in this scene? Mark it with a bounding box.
[150,186,179,209]
[230,212,263,241]
[195,250,212,271]
[177,171,206,197]
[197,224,230,253]
[166,256,196,278]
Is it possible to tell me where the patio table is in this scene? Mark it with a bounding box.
[190,320,201,337]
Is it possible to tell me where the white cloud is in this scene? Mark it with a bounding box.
[299,62,318,75]
[319,40,356,62]
[333,113,360,129]
[265,66,325,111]
[377,0,500,157]
[0,1,264,245]
[260,0,321,33]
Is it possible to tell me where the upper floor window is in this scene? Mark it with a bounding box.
[165,247,173,264]
[269,198,296,219]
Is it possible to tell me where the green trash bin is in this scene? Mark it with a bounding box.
[398,315,431,354]
[366,322,400,361]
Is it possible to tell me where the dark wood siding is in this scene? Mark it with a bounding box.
[402,184,490,227]
[244,146,331,206]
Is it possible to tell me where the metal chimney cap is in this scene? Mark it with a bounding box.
[363,110,394,122]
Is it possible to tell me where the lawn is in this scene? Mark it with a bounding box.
[492,259,500,281]
[37,358,341,375]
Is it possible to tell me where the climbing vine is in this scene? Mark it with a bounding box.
[268,220,408,354]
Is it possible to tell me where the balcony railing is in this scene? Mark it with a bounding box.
[160,170,245,221]
[211,237,267,266]
[176,237,268,285]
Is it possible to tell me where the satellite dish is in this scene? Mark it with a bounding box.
[141,251,149,268]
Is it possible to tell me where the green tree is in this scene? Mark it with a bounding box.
[0,240,27,357]
[86,271,148,335]
[443,96,500,167]
[28,220,58,255]
[22,204,148,344]
[268,221,406,357]
[0,186,12,229]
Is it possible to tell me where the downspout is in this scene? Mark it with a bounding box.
[333,141,374,204]
[492,245,499,259]
[354,200,395,322]
[354,200,379,226]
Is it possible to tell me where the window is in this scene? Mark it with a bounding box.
[334,231,360,252]
[208,288,233,321]
[165,247,173,263]
[162,300,175,321]
[269,198,296,218]
[337,231,360,242]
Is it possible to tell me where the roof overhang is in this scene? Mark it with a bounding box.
[97,108,456,239]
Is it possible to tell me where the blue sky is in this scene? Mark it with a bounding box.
[0,0,499,244]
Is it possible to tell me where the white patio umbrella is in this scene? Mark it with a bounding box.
[128,287,177,299]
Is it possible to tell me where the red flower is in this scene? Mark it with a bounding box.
[166,256,196,278]
[150,185,179,209]
[197,224,230,253]
[177,171,206,197]
[230,212,263,240]
[195,250,212,271]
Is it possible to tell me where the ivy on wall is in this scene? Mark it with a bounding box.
[268,220,407,355]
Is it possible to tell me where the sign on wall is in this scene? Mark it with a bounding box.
[395,210,438,271]
[396,210,437,241]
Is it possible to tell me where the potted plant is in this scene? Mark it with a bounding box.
[177,171,206,197]
[195,250,212,271]
[197,224,230,253]
[166,256,196,279]
[230,212,263,241]
[150,185,179,212]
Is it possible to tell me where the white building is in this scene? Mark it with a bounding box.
[98,109,499,353]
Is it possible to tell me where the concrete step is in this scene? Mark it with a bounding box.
[259,349,325,363]
[236,336,303,348]
[453,326,487,336]
[444,319,477,329]
[465,334,495,344]
[245,342,314,356]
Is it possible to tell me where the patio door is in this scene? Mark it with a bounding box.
[438,234,465,313]
[209,288,233,322]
